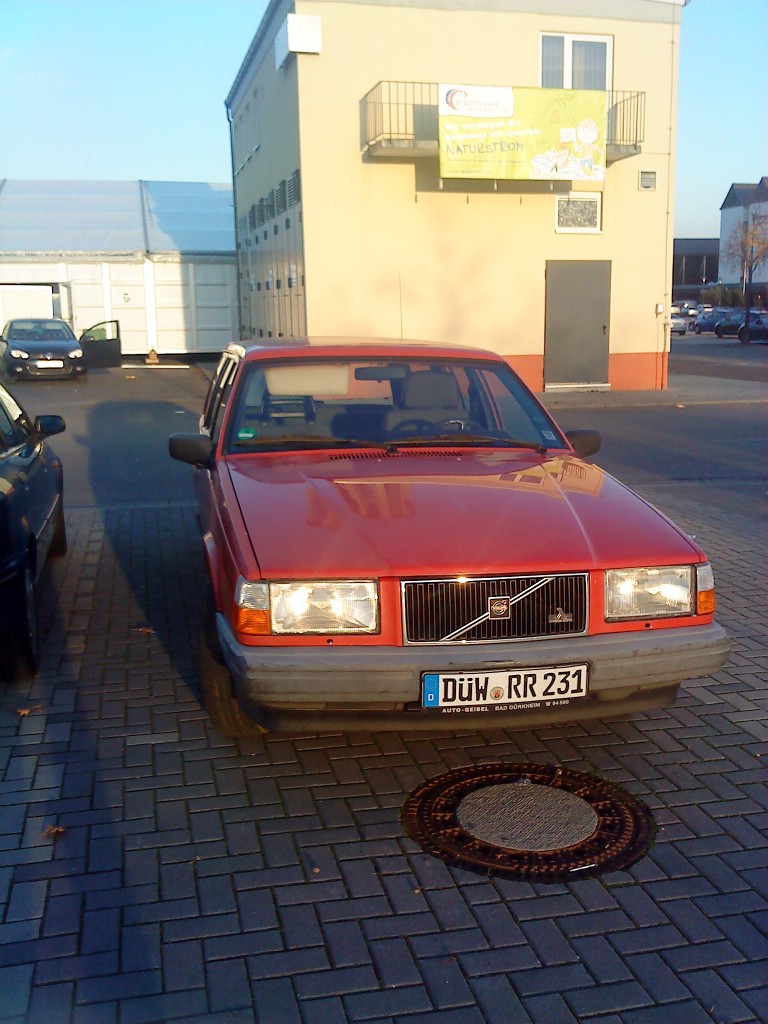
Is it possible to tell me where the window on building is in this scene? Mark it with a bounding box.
[541,34,612,90]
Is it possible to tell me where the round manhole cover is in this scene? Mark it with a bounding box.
[401,762,655,882]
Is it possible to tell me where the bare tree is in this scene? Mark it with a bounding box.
[722,212,768,343]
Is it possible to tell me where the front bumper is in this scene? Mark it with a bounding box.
[4,359,85,379]
[217,616,730,731]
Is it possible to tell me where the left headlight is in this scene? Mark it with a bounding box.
[605,565,694,621]
[68,348,84,359]
[235,578,379,635]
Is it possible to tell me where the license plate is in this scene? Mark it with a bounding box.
[422,664,588,713]
[36,359,64,368]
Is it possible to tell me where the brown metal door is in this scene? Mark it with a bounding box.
[544,261,611,389]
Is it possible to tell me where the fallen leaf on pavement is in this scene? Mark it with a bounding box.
[17,705,43,717]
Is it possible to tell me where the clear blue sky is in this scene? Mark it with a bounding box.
[1,0,766,238]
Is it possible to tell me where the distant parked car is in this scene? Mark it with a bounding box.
[737,315,768,342]
[0,318,87,380]
[0,381,66,681]
[693,308,730,333]
[715,310,768,338]
[0,317,123,379]
[670,313,688,335]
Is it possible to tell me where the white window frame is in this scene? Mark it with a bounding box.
[540,33,613,91]
[555,192,603,234]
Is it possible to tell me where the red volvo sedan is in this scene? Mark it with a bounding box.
[170,340,729,735]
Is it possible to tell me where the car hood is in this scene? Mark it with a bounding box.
[225,450,700,578]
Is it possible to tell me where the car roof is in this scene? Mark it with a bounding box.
[236,337,505,364]
[6,317,69,326]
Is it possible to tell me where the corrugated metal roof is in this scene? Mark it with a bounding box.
[0,180,235,254]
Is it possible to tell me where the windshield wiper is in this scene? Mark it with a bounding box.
[231,435,396,452]
[390,434,548,454]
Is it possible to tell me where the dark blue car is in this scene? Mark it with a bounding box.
[0,382,66,681]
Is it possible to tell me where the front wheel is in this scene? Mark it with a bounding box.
[3,563,41,683]
[199,605,266,737]
[49,501,68,557]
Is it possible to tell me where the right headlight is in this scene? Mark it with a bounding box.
[10,348,30,359]
[605,565,694,621]
[604,563,715,621]
[235,578,379,635]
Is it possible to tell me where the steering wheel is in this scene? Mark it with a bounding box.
[436,417,484,433]
[388,418,435,437]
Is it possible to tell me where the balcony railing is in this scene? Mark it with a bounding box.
[361,82,645,163]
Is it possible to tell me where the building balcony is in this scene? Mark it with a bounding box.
[361,82,645,165]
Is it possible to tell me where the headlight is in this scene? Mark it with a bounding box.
[10,348,29,358]
[68,348,84,359]
[235,577,378,635]
[605,565,694,621]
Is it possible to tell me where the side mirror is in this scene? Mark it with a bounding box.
[169,432,214,467]
[34,414,66,438]
[565,429,601,459]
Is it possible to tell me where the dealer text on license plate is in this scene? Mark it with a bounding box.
[422,664,588,714]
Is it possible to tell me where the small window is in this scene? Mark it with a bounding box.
[202,354,237,434]
[207,359,239,442]
[555,193,602,233]
[0,385,29,448]
[0,402,17,450]
[541,34,612,90]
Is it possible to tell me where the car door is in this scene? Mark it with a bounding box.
[79,320,122,368]
[0,389,50,583]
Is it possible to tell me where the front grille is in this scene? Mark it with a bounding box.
[402,573,588,644]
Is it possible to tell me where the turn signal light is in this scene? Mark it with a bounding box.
[697,589,716,615]
[236,608,270,635]
[696,563,716,615]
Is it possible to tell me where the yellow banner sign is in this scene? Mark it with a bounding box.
[438,84,607,182]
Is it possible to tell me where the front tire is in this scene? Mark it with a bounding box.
[50,501,68,557]
[199,604,265,737]
[3,563,41,683]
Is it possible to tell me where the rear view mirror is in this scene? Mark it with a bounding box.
[565,429,601,459]
[34,415,66,438]
[169,432,214,468]
[355,365,408,381]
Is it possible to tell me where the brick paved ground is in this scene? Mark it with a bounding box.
[1,467,766,1019]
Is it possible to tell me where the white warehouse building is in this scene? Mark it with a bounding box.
[0,180,238,356]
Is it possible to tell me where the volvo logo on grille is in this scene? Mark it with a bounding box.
[488,596,511,620]
[548,606,574,624]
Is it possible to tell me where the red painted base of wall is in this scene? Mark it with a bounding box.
[504,351,669,393]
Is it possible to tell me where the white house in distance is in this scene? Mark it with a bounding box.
[718,176,768,296]
[0,180,238,356]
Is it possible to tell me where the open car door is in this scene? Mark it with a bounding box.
[79,320,121,368]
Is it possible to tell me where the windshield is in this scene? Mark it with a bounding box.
[224,356,566,454]
[6,319,76,342]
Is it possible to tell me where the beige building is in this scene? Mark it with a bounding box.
[226,0,689,391]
